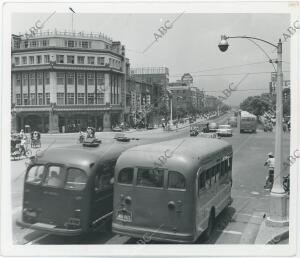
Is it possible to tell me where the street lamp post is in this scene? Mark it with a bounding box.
[218,35,288,226]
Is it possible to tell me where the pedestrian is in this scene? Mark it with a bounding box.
[283,123,287,133]
[264,152,275,189]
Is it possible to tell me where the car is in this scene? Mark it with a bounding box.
[217,125,233,137]
[208,122,218,132]
[197,132,219,139]
[112,126,122,132]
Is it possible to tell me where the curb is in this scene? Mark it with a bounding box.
[266,229,289,244]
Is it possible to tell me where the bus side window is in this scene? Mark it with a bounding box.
[198,172,205,194]
[95,165,114,192]
[220,161,225,178]
[213,165,219,183]
[205,169,211,188]
[118,168,134,185]
[229,157,232,170]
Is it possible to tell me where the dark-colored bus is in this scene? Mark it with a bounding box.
[16,138,143,236]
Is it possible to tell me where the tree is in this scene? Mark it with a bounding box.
[240,95,271,116]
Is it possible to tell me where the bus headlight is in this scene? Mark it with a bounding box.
[68,217,81,226]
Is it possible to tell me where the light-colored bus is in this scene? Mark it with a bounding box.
[112,137,233,243]
[240,111,257,133]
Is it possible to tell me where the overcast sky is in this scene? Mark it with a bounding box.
[12,13,291,106]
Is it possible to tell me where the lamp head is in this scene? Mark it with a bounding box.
[218,35,229,52]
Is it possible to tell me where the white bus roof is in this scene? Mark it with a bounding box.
[116,137,232,177]
[240,111,256,117]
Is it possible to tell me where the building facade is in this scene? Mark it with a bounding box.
[11,30,126,133]
[269,72,290,101]
[168,74,205,115]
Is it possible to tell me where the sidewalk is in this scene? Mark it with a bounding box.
[239,193,289,244]
[254,195,289,244]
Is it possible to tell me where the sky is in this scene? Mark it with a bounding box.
[12,12,291,106]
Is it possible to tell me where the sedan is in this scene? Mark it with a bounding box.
[217,125,233,137]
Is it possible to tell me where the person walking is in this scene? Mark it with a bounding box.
[264,152,275,189]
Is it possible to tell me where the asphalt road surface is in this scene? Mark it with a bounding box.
[10,113,290,245]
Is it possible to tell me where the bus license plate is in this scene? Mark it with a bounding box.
[117,211,132,222]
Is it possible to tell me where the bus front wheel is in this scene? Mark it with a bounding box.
[203,209,215,241]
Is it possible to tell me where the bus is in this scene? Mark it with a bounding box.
[16,137,145,236]
[240,111,257,133]
[112,137,233,243]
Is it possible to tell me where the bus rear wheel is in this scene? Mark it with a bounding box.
[203,209,215,241]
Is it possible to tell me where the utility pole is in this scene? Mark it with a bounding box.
[267,39,288,226]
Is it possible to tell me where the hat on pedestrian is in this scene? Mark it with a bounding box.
[268,152,274,157]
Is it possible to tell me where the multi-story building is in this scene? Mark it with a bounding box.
[204,95,220,111]
[168,74,205,115]
[11,30,126,133]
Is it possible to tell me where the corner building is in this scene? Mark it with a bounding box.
[11,30,126,133]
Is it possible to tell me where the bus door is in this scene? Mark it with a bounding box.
[91,161,114,225]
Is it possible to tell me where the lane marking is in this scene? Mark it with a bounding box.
[216,230,242,235]
[238,213,261,219]
[25,233,50,245]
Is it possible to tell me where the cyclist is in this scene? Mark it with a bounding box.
[264,152,275,189]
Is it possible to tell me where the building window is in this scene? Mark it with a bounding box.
[67,40,75,47]
[16,94,21,105]
[24,41,29,48]
[97,57,105,65]
[23,94,29,105]
[29,56,35,64]
[97,73,105,87]
[44,72,50,84]
[67,93,75,105]
[82,41,89,48]
[30,41,37,47]
[30,93,36,105]
[87,93,94,104]
[96,92,104,104]
[67,55,75,64]
[67,73,75,84]
[77,56,85,64]
[42,40,49,47]
[46,93,50,104]
[87,73,94,85]
[14,57,20,65]
[22,74,28,85]
[56,55,64,64]
[16,74,21,86]
[22,56,27,65]
[38,93,43,105]
[87,56,95,65]
[44,55,50,63]
[57,72,65,85]
[37,72,43,85]
[77,73,85,85]
[29,73,35,85]
[57,93,64,105]
[37,56,42,64]
[14,40,21,49]
[77,93,85,104]
[109,58,112,66]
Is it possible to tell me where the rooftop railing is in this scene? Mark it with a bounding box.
[17,30,113,42]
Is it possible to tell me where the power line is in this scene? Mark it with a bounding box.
[190,70,290,78]
[204,88,269,93]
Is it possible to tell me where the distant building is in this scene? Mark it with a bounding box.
[168,73,204,115]
[11,30,126,133]
[181,73,193,86]
[204,95,220,111]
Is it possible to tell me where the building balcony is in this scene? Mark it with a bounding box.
[14,104,123,113]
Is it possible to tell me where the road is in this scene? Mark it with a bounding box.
[11,113,290,245]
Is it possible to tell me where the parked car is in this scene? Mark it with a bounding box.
[208,122,218,132]
[217,125,233,137]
